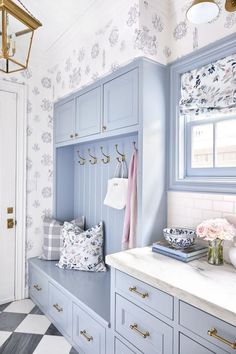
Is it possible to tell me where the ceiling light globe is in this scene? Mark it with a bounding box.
[186,0,220,24]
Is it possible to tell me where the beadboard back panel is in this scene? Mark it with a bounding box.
[74,134,138,256]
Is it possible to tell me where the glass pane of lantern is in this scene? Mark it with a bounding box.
[6,12,33,69]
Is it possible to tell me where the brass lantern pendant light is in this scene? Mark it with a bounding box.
[186,0,220,24]
[187,0,236,24]
[0,0,42,73]
[225,0,236,12]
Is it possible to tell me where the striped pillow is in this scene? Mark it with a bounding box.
[40,216,85,260]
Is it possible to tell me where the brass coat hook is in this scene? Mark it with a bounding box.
[77,150,86,165]
[100,146,110,164]
[115,144,125,163]
[133,141,137,150]
[88,148,97,165]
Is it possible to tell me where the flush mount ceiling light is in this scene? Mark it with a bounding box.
[0,0,42,73]
[186,0,220,24]
[225,0,236,12]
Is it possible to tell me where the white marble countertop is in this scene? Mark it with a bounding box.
[106,247,236,326]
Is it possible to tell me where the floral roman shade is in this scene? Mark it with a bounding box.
[179,54,236,118]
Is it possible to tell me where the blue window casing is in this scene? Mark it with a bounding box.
[168,33,236,194]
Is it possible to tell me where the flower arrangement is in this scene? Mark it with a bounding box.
[196,218,236,265]
[196,218,236,241]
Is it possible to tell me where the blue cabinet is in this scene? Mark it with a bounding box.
[103,69,138,132]
[179,334,225,354]
[115,339,137,354]
[75,87,101,138]
[55,99,75,143]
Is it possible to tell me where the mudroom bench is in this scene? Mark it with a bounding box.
[28,257,111,354]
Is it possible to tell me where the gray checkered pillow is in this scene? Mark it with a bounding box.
[40,216,85,260]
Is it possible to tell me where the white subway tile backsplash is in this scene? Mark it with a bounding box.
[194,199,213,210]
[213,201,234,213]
[223,195,236,202]
[167,191,236,265]
[202,210,222,220]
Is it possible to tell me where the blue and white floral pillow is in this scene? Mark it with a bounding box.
[57,221,106,272]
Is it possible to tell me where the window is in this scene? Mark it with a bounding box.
[186,116,236,177]
[169,39,236,193]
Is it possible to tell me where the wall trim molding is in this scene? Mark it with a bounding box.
[0,80,27,301]
[168,33,236,194]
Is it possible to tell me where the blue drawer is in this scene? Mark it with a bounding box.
[72,303,105,354]
[48,282,72,337]
[179,301,236,354]
[115,338,139,354]
[115,294,173,354]
[29,266,48,311]
[115,270,173,320]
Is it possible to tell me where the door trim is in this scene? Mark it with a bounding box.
[0,80,27,301]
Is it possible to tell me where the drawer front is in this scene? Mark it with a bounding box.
[29,267,48,310]
[72,303,105,354]
[179,301,236,353]
[116,294,173,354]
[115,338,136,354]
[48,282,71,336]
[179,333,219,354]
[116,270,173,319]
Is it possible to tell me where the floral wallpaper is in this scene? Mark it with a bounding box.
[51,0,236,101]
[0,0,235,281]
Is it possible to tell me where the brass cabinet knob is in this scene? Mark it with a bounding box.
[103,126,107,131]
[70,134,74,138]
[53,303,63,313]
[33,284,42,291]
[75,133,79,137]
[130,323,150,338]
[129,286,149,299]
[208,328,236,349]
[80,330,93,342]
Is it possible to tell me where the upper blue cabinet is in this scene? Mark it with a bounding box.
[75,86,101,138]
[54,99,75,144]
[54,64,140,146]
[103,69,138,132]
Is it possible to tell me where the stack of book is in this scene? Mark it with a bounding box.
[152,240,208,262]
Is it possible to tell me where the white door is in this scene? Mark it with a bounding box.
[0,89,17,304]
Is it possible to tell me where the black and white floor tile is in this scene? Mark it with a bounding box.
[0,299,79,354]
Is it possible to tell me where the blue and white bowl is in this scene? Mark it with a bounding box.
[163,228,196,249]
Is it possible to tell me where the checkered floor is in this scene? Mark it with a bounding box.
[0,299,79,354]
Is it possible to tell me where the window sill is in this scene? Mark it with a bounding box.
[168,176,236,194]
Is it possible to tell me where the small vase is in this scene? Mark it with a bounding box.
[208,239,224,265]
[229,242,236,268]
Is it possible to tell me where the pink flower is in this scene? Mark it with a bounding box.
[196,218,236,241]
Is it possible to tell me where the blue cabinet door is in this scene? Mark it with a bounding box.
[103,69,138,132]
[55,100,75,143]
[75,87,101,138]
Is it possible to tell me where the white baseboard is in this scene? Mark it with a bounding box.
[0,297,14,305]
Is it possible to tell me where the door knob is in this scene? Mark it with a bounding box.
[7,219,15,229]
[7,207,13,214]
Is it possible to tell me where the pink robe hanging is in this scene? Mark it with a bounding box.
[122,149,138,249]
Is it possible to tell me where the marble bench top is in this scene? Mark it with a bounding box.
[106,247,236,326]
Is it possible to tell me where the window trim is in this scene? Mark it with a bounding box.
[168,33,236,194]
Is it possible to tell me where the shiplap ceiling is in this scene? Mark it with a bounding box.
[19,0,97,66]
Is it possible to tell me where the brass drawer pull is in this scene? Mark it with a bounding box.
[208,328,236,349]
[80,330,93,342]
[33,284,42,291]
[129,286,148,299]
[53,303,63,313]
[130,323,150,339]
